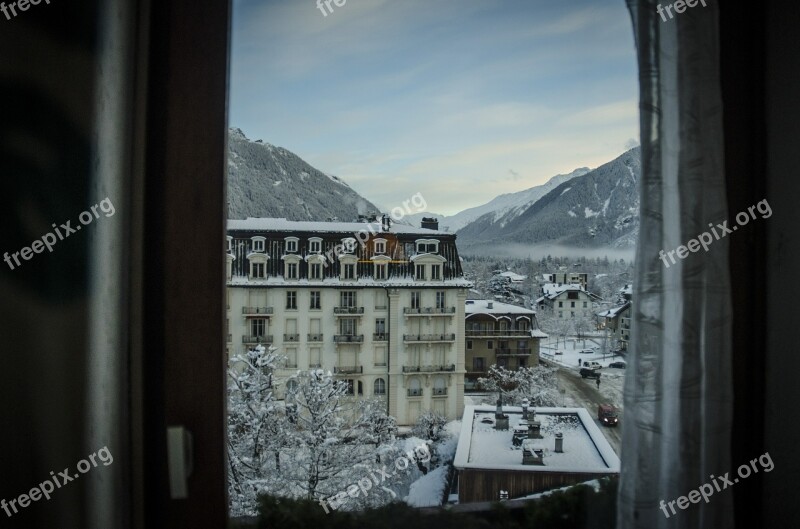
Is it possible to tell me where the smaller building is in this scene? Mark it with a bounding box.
[453,405,620,503]
[542,272,588,290]
[596,301,631,350]
[464,300,547,388]
[535,284,601,319]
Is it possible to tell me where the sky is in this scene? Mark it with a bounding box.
[230,0,639,216]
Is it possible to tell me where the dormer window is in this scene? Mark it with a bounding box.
[374,238,387,254]
[415,238,439,254]
[308,237,322,253]
[431,264,441,280]
[415,264,426,280]
[339,254,358,280]
[248,252,269,279]
[341,237,357,254]
[283,254,302,280]
[375,263,387,280]
[285,237,299,253]
[251,236,266,253]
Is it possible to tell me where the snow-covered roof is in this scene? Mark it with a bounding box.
[465,299,535,316]
[228,217,449,236]
[497,271,527,282]
[530,329,549,338]
[540,283,601,301]
[596,302,631,319]
[453,405,620,473]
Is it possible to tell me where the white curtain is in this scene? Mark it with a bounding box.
[619,2,733,528]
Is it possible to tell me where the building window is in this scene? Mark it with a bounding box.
[375,263,387,280]
[571,301,575,308]
[473,357,485,371]
[519,357,527,368]
[286,262,298,279]
[559,311,563,318]
[251,237,265,252]
[285,237,298,253]
[498,357,508,368]
[411,291,420,309]
[341,238,357,253]
[435,291,445,309]
[344,379,355,396]
[340,291,357,308]
[251,318,266,337]
[558,301,563,308]
[408,377,422,397]
[286,291,297,309]
[340,318,357,335]
[309,238,322,253]
[374,240,386,254]
[583,301,588,308]
[374,378,386,395]
[310,262,322,279]
[487,340,493,349]
[467,340,472,350]
[251,262,265,279]
[343,263,356,279]
[375,318,386,334]
[415,264,425,280]
[310,291,321,310]
[431,264,441,280]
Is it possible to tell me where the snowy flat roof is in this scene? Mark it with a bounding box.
[228,276,473,288]
[453,405,619,473]
[465,299,535,316]
[228,218,450,236]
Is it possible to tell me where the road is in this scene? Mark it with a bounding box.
[544,359,624,456]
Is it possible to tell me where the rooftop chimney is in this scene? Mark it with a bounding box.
[421,217,439,230]
[521,398,529,420]
[554,432,564,453]
[487,301,494,309]
[381,214,391,232]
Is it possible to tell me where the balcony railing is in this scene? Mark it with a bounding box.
[309,363,322,368]
[402,364,456,373]
[284,362,298,369]
[334,306,364,315]
[407,388,423,397]
[333,366,363,374]
[242,335,273,344]
[308,333,324,342]
[433,387,448,396]
[373,333,389,341]
[283,333,300,342]
[242,307,273,315]
[466,329,531,337]
[404,307,456,315]
[403,333,456,343]
[334,334,364,343]
[496,348,531,356]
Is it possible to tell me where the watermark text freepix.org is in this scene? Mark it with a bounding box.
[318,443,431,513]
[1,446,114,518]
[4,197,116,271]
[659,198,771,268]
[660,451,773,518]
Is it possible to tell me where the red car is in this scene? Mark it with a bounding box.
[598,404,619,426]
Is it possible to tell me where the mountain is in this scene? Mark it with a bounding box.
[456,147,640,249]
[402,168,590,232]
[227,128,380,220]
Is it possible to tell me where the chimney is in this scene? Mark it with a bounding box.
[521,398,529,420]
[421,217,439,230]
[554,432,564,453]
[494,395,509,430]
[487,301,493,309]
[381,214,391,232]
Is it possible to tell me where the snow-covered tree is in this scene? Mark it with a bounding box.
[478,365,560,407]
[227,344,286,516]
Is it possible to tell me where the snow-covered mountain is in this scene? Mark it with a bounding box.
[456,147,640,249]
[403,168,590,232]
[227,128,380,220]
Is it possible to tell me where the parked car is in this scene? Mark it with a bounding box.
[598,404,619,426]
[609,361,627,369]
[583,361,602,369]
[579,348,594,354]
[580,368,601,379]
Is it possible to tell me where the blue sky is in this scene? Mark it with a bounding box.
[230,0,639,215]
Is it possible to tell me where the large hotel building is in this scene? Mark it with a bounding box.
[225,215,471,425]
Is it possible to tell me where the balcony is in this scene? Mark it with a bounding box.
[433,387,448,396]
[373,333,389,341]
[333,365,363,374]
[242,335,273,344]
[283,333,300,342]
[307,333,324,342]
[402,364,456,373]
[334,306,364,315]
[404,307,456,316]
[309,363,322,368]
[242,307,273,316]
[496,348,531,356]
[403,333,456,343]
[333,334,364,344]
[407,388,423,397]
[466,329,531,337]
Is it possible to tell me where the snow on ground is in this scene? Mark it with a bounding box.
[404,466,448,507]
